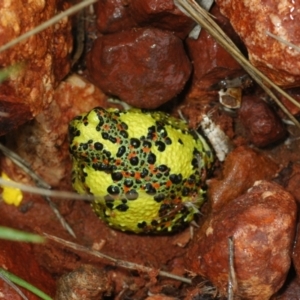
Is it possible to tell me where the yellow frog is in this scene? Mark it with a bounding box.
[69,107,213,233]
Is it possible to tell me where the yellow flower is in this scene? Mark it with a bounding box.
[1,172,23,206]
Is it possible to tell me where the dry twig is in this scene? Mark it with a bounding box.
[44,233,193,285]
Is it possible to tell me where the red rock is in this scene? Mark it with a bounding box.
[285,163,300,203]
[279,88,300,116]
[187,180,297,299]
[186,28,242,89]
[0,239,55,299]
[207,146,279,211]
[239,95,287,147]
[273,278,300,300]
[4,74,107,188]
[87,27,192,109]
[0,93,32,135]
[185,4,244,99]
[95,0,137,34]
[129,0,195,39]
[291,168,300,281]
[0,0,72,132]
[216,0,300,87]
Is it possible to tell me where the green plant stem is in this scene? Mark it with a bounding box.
[0,271,28,300]
[0,64,24,83]
[0,226,44,243]
[0,268,52,300]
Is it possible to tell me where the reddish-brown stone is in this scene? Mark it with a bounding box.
[95,0,137,34]
[216,0,300,87]
[185,4,244,100]
[4,74,107,188]
[129,0,195,39]
[285,163,300,204]
[0,0,72,128]
[87,27,192,109]
[186,28,243,90]
[0,239,55,299]
[279,88,300,116]
[0,94,32,135]
[239,96,287,147]
[273,278,300,300]
[187,180,297,299]
[208,146,279,211]
[293,233,300,286]
[289,165,300,282]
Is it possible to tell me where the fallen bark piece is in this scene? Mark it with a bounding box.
[187,180,297,299]
[87,27,192,109]
[239,95,287,147]
[208,145,279,211]
[55,264,112,300]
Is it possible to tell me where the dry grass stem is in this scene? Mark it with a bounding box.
[0,272,28,300]
[266,31,300,53]
[0,143,79,237]
[228,237,237,300]
[0,143,51,189]
[0,178,94,201]
[0,0,97,54]
[44,233,193,285]
[174,0,300,128]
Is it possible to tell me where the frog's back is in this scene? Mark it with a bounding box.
[69,107,213,233]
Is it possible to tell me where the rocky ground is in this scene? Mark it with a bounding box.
[0,0,300,299]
